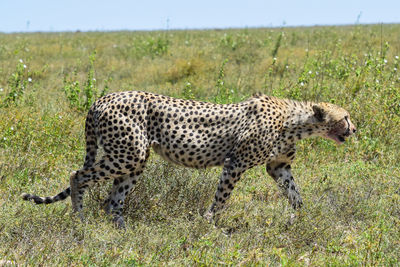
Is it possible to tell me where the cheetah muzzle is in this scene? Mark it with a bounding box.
[22,91,356,228]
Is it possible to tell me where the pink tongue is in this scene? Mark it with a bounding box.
[327,134,343,145]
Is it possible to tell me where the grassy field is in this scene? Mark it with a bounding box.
[0,24,400,265]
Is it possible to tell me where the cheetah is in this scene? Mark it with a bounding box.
[22,91,356,227]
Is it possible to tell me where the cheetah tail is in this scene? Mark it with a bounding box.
[21,187,71,204]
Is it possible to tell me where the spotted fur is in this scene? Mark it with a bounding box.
[22,91,356,227]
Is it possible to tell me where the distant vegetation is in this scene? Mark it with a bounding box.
[0,24,399,265]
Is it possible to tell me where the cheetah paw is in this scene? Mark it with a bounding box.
[288,190,303,210]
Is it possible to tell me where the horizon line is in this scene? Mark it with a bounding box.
[1,22,399,35]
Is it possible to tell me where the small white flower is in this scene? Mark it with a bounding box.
[14,93,17,97]
[19,59,23,63]
[300,82,304,86]
[28,77,32,82]
[10,126,14,131]
[3,137,6,141]
[316,71,319,75]
[394,68,397,71]
[92,78,96,81]
[376,79,379,83]
[305,49,309,52]
[23,64,27,69]
[396,56,399,60]
[0,88,3,92]
[308,70,312,74]
[273,57,277,61]
[58,115,62,119]
[285,65,289,69]
[384,59,388,64]
[364,53,368,57]
[186,82,191,86]
[185,40,189,45]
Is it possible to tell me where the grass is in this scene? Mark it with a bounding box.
[0,24,400,265]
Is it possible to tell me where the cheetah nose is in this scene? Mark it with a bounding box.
[352,127,357,134]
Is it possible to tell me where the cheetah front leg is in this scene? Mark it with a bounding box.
[266,161,303,210]
[204,158,245,223]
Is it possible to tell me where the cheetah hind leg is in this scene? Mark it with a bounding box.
[70,170,85,221]
[103,172,143,229]
[69,158,120,222]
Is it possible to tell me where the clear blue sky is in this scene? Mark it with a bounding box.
[1,0,399,32]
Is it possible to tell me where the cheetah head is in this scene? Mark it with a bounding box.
[312,103,357,145]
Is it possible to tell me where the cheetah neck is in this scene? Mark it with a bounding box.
[283,100,324,142]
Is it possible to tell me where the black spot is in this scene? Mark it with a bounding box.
[275,163,286,170]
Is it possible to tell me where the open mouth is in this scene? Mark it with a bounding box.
[326,133,347,145]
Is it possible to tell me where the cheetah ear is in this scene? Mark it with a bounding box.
[312,105,326,122]
[252,92,263,98]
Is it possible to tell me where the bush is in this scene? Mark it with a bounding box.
[63,51,111,111]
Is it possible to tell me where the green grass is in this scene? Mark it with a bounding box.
[0,24,400,265]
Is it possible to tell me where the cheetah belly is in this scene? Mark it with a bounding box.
[151,130,231,169]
